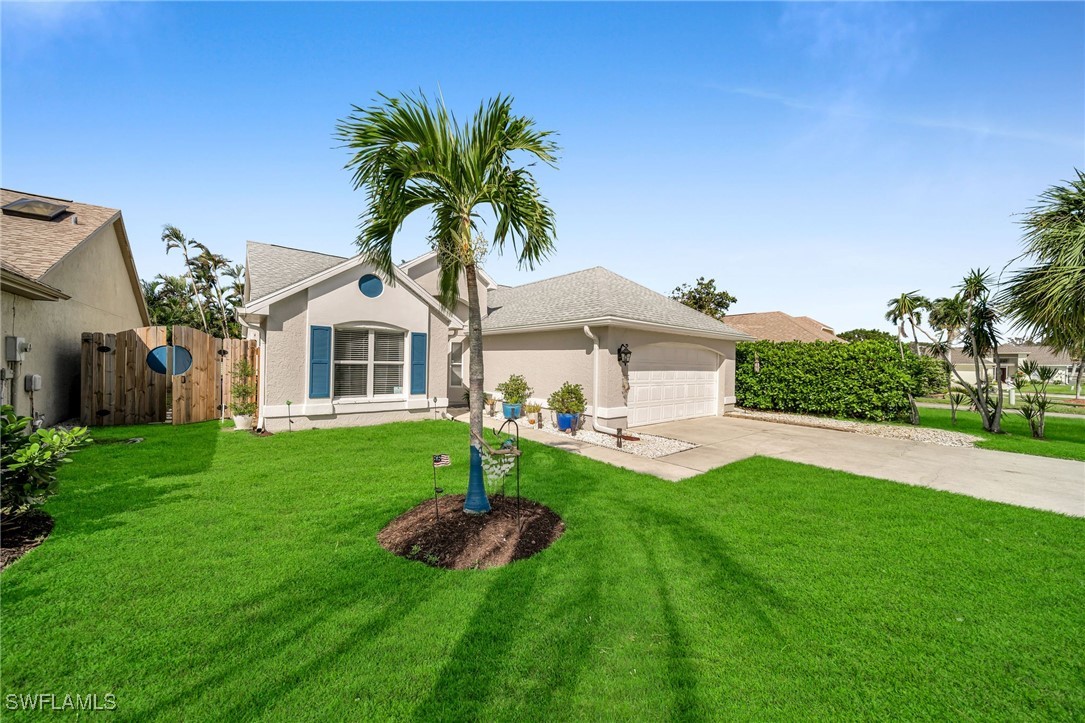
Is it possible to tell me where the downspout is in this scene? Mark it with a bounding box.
[582,325,621,436]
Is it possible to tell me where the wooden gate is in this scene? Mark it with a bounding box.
[81,326,258,427]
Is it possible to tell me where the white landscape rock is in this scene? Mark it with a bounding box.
[533,420,697,458]
[731,409,982,448]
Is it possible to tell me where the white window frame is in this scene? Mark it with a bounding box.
[332,326,407,400]
[449,341,464,388]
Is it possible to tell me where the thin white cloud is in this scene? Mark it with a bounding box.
[714,85,1084,150]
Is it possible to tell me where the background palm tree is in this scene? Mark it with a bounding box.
[884,291,928,424]
[162,225,209,333]
[1001,169,1085,396]
[928,294,968,392]
[338,91,558,515]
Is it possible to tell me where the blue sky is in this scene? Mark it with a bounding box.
[3,2,1082,333]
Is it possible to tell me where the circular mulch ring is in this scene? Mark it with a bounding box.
[378,494,564,570]
[1,509,55,571]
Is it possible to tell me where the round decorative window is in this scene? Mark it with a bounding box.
[358,274,384,298]
[172,345,193,375]
[146,346,170,374]
[145,345,194,375]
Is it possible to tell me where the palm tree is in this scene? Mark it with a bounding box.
[162,225,209,333]
[1001,169,1085,396]
[928,294,968,392]
[337,91,558,515]
[957,269,1004,432]
[884,291,928,424]
[193,242,232,339]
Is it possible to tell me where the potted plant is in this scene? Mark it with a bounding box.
[547,381,586,432]
[496,374,532,419]
[524,402,541,428]
[229,358,258,431]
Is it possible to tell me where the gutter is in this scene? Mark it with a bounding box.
[582,325,622,437]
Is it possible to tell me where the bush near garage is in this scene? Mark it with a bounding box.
[736,339,933,421]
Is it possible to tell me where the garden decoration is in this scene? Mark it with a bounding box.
[471,419,524,529]
[431,453,450,520]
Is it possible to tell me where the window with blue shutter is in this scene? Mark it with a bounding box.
[410,332,427,395]
[309,326,332,399]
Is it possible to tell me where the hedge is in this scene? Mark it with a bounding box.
[735,339,935,421]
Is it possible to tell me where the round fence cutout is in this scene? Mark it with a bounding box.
[145,345,194,375]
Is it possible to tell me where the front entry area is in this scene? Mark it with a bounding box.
[627,344,718,427]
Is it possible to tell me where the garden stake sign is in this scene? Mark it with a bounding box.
[432,454,450,520]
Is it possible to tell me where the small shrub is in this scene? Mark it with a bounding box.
[1015,361,1056,438]
[736,339,926,421]
[1,406,91,521]
[495,374,532,405]
[547,382,587,414]
[229,358,258,417]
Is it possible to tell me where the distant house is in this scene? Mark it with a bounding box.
[723,311,843,343]
[238,242,753,432]
[0,189,149,424]
[945,344,1082,386]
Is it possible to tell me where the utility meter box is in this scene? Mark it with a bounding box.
[5,337,29,362]
[24,374,42,392]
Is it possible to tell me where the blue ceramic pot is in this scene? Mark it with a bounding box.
[556,412,579,431]
[502,402,522,419]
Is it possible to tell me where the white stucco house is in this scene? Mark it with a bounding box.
[238,241,753,433]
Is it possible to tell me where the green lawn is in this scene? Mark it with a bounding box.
[2,421,1083,720]
[913,405,1085,461]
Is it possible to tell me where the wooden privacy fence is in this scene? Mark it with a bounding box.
[80,325,258,427]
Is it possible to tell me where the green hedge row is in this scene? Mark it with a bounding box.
[735,339,940,421]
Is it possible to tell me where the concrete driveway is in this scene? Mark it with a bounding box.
[639,416,1085,517]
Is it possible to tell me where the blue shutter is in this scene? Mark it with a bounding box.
[410,332,427,395]
[309,326,332,399]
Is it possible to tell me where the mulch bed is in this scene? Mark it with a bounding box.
[1,510,55,571]
[378,494,564,570]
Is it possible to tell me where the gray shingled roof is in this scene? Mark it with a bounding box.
[484,267,753,339]
[246,240,346,301]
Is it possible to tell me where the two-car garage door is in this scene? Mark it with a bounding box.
[628,345,718,427]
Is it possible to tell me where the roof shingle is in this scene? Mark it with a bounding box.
[0,189,120,280]
[484,267,752,339]
[723,311,842,343]
[246,241,347,301]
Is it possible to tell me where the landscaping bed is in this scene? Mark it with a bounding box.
[731,408,981,447]
[532,418,696,458]
[0,510,54,571]
[378,494,564,570]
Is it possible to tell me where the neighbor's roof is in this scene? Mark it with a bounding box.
[0,188,122,280]
[723,311,842,343]
[245,240,347,301]
[947,344,1079,365]
[484,267,753,340]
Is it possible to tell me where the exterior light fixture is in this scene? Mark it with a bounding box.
[617,343,632,366]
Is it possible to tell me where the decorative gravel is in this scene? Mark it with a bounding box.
[531,419,697,458]
[730,409,982,448]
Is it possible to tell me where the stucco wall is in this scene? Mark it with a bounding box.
[1,221,145,424]
[482,327,596,411]
[259,260,452,426]
[481,325,738,428]
[405,254,489,319]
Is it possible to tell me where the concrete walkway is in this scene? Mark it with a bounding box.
[640,416,1084,517]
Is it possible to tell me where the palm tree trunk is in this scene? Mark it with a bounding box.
[965,307,993,432]
[991,347,1004,434]
[463,262,490,515]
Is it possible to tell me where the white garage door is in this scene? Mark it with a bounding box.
[628,345,718,427]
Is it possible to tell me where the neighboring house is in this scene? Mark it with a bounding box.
[239,242,753,432]
[944,344,1082,386]
[0,189,149,424]
[724,311,843,343]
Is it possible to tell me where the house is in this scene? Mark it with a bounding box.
[945,344,1082,386]
[723,311,843,343]
[238,242,753,432]
[0,189,149,424]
